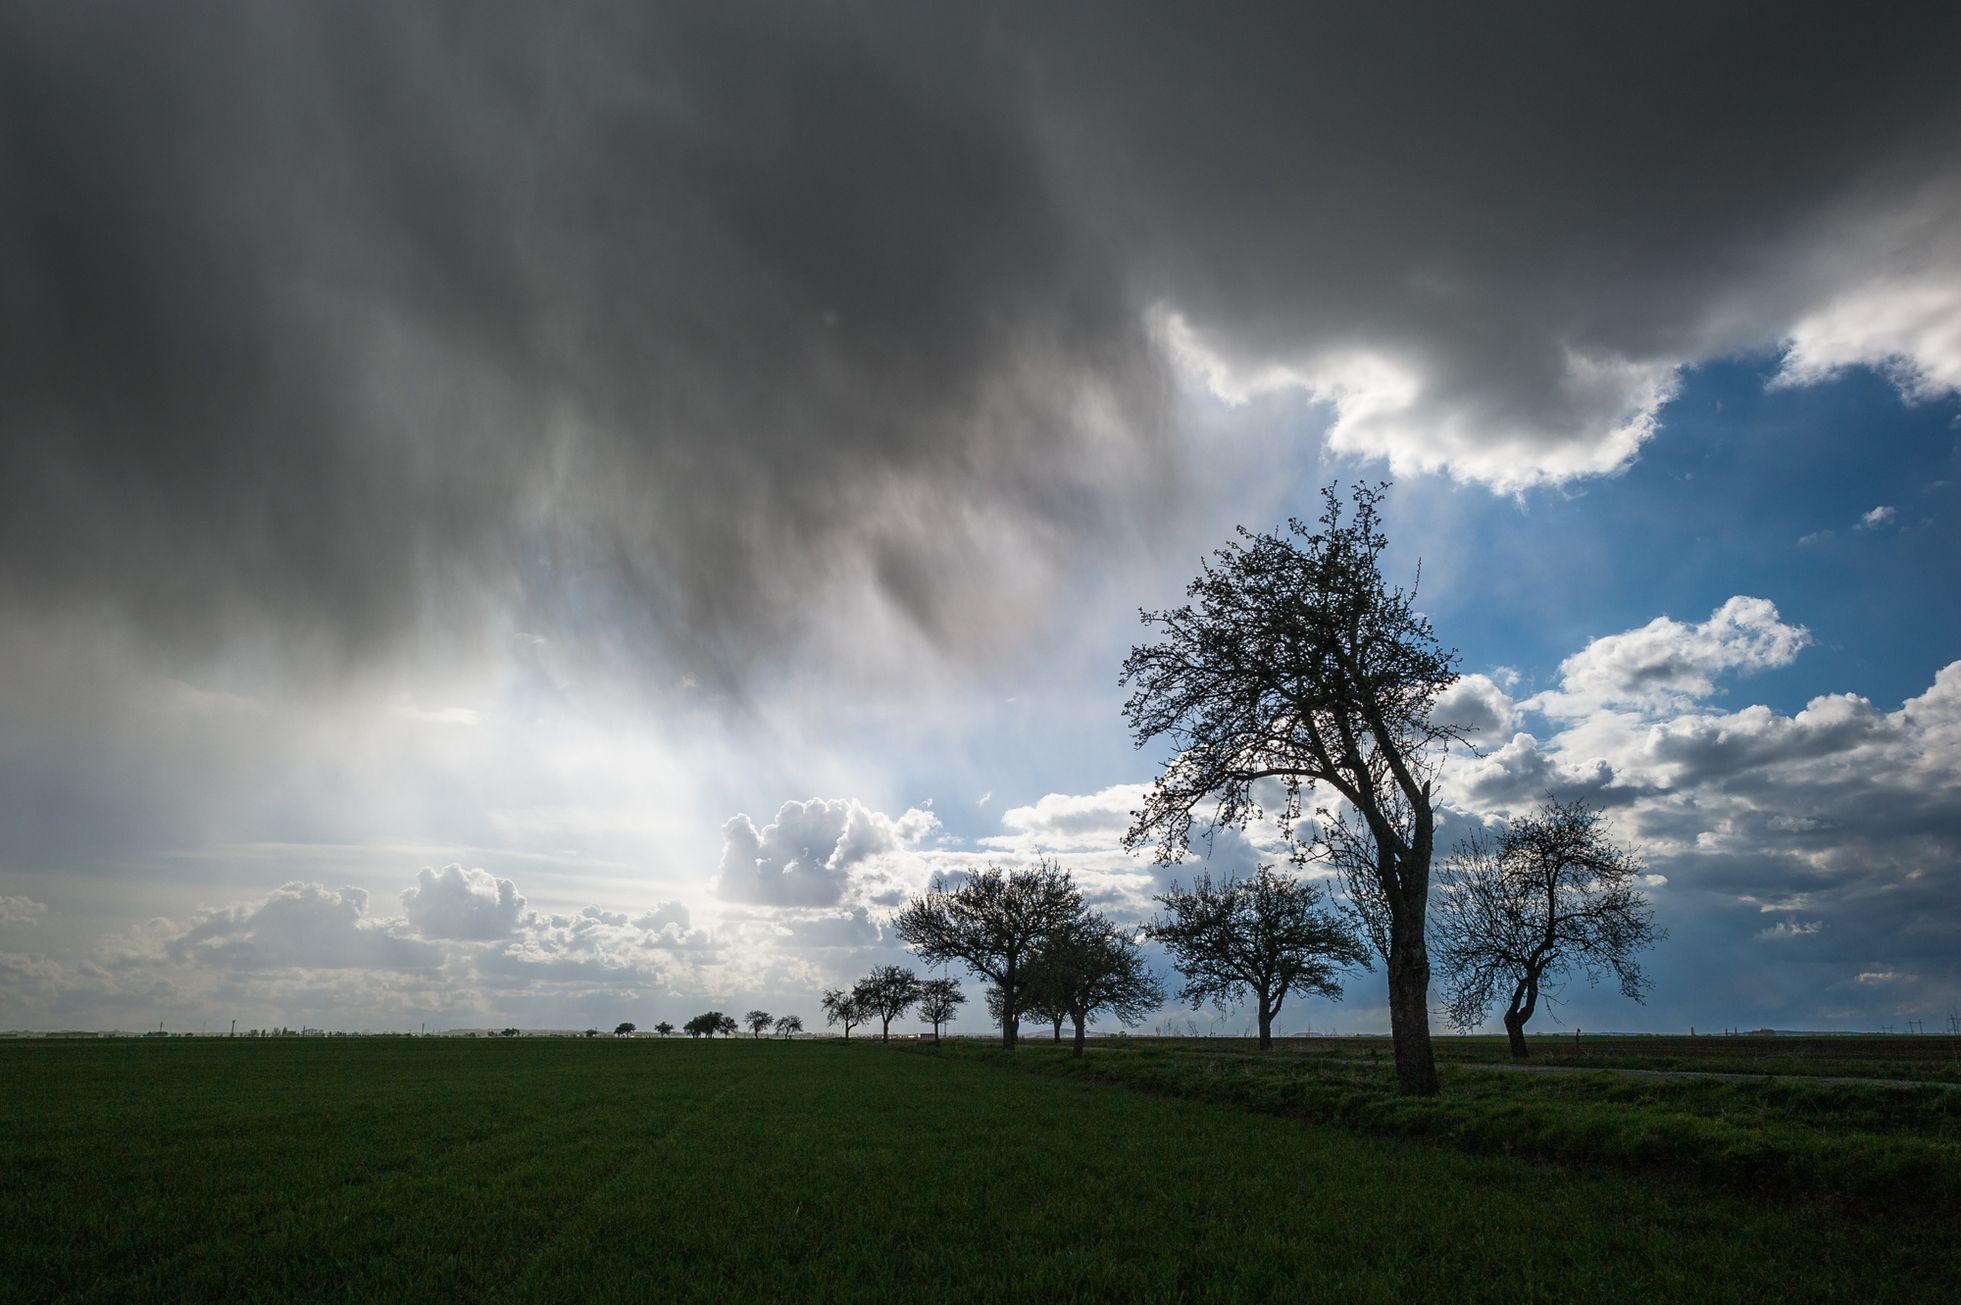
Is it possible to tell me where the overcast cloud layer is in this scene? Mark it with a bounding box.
[5,3,1960,685]
[3,4,1959,1034]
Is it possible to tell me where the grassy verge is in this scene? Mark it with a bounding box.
[3,1039,1953,1302]
[1137,1033,1961,1082]
[929,1040,1961,1218]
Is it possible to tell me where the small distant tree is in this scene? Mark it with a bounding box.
[853,966,923,1043]
[916,977,966,1038]
[1024,914,1165,1057]
[1434,797,1664,1059]
[613,1021,636,1038]
[654,1021,675,1038]
[745,1010,772,1038]
[501,1027,522,1038]
[1148,865,1370,1050]
[684,1012,725,1039]
[892,859,1084,1049]
[774,1014,804,1038]
[1026,987,1070,1041]
[716,1013,739,1037]
[584,1028,599,1038]
[821,987,863,1040]
[1123,484,1461,1097]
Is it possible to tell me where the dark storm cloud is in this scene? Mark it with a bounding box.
[1027,3,1961,482]
[0,2,1172,682]
[4,2,1958,684]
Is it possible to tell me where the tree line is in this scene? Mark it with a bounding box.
[847,483,1663,1086]
[600,484,1662,1092]
[603,1013,807,1039]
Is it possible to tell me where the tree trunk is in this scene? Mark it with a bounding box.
[1504,974,1538,1060]
[1386,925,1441,1097]
[880,1018,890,1043]
[1503,1011,1529,1059]
[1256,998,1274,1051]
[1071,1013,1087,1058]
[1051,1015,1063,1042]
[1001,1002,1017,1050]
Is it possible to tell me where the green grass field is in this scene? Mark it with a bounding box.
[4,1038,1955,1303]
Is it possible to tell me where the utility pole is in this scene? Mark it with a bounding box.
[230,1019,236,1038]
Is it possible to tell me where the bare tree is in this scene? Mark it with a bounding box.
[892,859,1084,1049]
[1434,797,1664,1059]
[744,1009,772,1038]
[1148,865,1369,1050]
[773,1014,804,1038]
[1026,987,1071,1042]
[853,966,923,1043]
[1024,914,1165,1057]
[916,977,965,1038]
[1123,483,1459,1096]
[820,987,864,1040]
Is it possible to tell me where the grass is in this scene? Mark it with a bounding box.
[1197,1033,1961,1083]
[3,1038,1955,1303]
[946,1039,1961,1216]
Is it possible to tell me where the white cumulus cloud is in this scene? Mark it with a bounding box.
[401,865,529,941]
[713,798,940,908]
[1529,596,1811,719]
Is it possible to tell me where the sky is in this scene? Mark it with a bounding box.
[2,2,1958,1036]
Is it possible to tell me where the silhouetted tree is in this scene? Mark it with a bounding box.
[916,977,966,1038]
[745,1009,772,1038]
[821,987,864,1040]
[584,1028,599,1038]
[684,1012,726,1038]
[654,1021,675,1038]
[853,966,923,1043]
[716,1013,738,1037]
[1123,483,1459,1096]
[501,1027,522,1038]
[893,859,1084,1049]
[982,983,1059,1040]
[1004,978,1068,1040]
[773,1014,804,1037]
[1149,865,1370,1049]
[1023,914,1165,1057]
[1434,797,1664,1059]
[613,1021,636,1037]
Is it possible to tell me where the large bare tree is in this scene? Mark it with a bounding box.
[892,859,1083,1049]
[1434,797,1664,1058]
[1148,865,1369,1050]
[1123,483,1459,1096]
